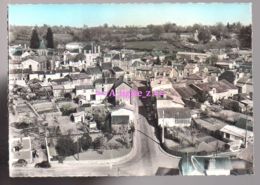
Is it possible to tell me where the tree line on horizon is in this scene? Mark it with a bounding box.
[11,22,252,49]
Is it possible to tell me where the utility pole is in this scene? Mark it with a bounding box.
[76,129,80,160]
[162,110,165,143]
[244,105,248,148]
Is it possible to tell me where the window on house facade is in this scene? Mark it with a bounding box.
[226,133,230,139]
[90,94,96,101]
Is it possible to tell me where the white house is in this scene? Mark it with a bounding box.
[52,85,64,98]
[176,52,210,63]
[89,121,98,131]
[208,80,238,102]
[84,47,100,66]
[9,60,22,70]
[220,124,253,143]
[103,53,113,63]
[184,63,200,77]
[192,79,238,103]
[21,59,40,71]
[157,108,191,127]
[236,76,253,94]
[86,66,103,81]
[156,88,185,108]
[10,137,33,164]
[216,60,236,69]
[21,51,32,59]
[110,78,133,106]
[67,73,92,86]
[111,108,134,122]
[65,42,86,51]
[75,85,96,103]
[94,78,116,102]
[72,111,85,123]
[150,78,173,92]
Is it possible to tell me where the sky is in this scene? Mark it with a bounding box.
[8,3,252,27]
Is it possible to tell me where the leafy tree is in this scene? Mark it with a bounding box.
[219,71,236,84]
[46,27,54,48]
[238,25,252,49]
[79,133,92,151]
[64,92,72,100]
[230,22,242,33]
[192,24,203,32]
[13,122,30,129]
[101,114,111,133]
[55,136,77,156]
[93,136,105,150]
[60,104,76,116]
[198,28,211,44]
[148,25,164,39]
[163,23,177,33]
[210,23,230,40]
[30,28,40,49]
[74,53,85,62]
[82,28,92,41]
[207,55,218,65]
[154,56,161,65]
[227,22,230,30]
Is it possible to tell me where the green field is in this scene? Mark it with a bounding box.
[124,41,176,51]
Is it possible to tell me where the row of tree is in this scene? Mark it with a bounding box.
[55,133,105,157]
[30,27,54,49]
[23,22,252,49]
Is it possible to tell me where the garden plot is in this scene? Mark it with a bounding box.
[33,101,59,114]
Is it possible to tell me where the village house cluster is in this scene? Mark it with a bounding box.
[9,26,253,176]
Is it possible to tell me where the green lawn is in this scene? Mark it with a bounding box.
[124,41,176,51]
[64,148,131,161]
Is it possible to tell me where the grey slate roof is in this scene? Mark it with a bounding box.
[113,66,124,72]
[157,108,191,119]
[75,85,94,90]
[111,115,129,125]
[86,66,102,75]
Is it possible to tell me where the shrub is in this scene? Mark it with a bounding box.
[55,136,77,156]
[93,136,105,150]
[60,105,76,116]
[78,133,92,151]
[13,122,30,129]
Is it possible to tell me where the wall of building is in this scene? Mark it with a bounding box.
[158,118,191,127]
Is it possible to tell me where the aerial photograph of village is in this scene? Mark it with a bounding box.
[8,3,253,176]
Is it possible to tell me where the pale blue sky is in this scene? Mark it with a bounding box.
[8,3,252,27]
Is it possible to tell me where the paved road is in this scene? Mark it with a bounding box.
[115,114,180,176]
[10,113,180,177]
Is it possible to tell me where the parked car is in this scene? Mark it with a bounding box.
[34,161,51,168]
[12,159,27,167]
